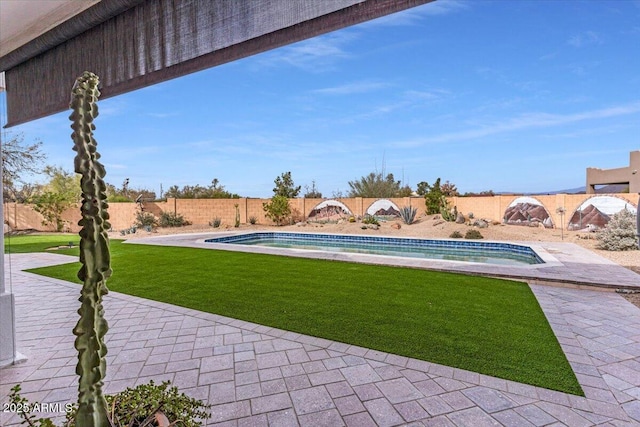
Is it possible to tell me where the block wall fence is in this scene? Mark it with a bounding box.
[3,194,638,233]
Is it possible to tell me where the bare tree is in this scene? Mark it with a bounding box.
[2,133,46,200]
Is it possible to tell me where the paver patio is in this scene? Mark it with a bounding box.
[2,246,640,426]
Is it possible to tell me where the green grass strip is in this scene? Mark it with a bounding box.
[26,239,582,395]
[4,234,80,254]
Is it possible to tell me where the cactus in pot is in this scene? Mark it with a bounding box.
[70,71,112,427]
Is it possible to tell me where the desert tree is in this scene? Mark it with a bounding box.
[273,171,301,198]
[347,172,403,198]
[30,166,80,231]
[303,180,323,198]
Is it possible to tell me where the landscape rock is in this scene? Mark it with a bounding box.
[391,222,401,230]
[433,220,444,226]
[296,222,307,227]
[455,213,465,224]
[473,219,489,229]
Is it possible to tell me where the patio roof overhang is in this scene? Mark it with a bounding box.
[0,0,434,127]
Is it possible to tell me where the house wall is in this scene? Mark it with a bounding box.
[586,150,640,193]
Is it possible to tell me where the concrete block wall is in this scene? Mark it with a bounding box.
[449,193,638,229]
[3,194,638,233]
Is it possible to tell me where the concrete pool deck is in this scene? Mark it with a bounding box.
[2,237,640,426]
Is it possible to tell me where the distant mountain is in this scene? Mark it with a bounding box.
[541,186,586,195]
[495,184,628,196]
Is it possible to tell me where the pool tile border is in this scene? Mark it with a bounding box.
[204,232,546,265]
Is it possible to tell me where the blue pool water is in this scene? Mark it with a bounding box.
[205,232,544,266]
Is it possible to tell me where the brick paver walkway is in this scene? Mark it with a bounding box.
[2,252,640,426]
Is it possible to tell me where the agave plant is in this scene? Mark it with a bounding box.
[399,206,417,225]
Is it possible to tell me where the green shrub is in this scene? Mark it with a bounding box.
[263,195,291,225]
[134,211,157,229]
[210,217,222,228]
[10,381,210,427]
[449,231,463,238]
[597,209,638,251]
[399,206,417,225]
[465,229,484,239]
[249,216,257,225]
[107,195,132,202]
[362,215,380,225]
[31,192,74,232]
[159,211,191,227]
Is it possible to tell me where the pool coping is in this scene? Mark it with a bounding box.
[203,231,549,266]
[125,231,640,290]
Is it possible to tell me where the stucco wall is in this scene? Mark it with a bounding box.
[3,193,638,232]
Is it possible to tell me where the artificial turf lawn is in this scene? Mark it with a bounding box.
[26,239,583,395]
[4,234,80,254]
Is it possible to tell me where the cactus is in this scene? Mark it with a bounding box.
[440,196,457,222]
[70,71,112,427]
[234,203,240,228]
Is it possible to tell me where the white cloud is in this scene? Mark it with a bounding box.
[104,163,126,170]
[147,112,178,119]
[312,81,390,95]
[256,32,356,72]
[362,0,469,27]
[404,89,450,100]
[568,31,603,47]
[392,102,640,147]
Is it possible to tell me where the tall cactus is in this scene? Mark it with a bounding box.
[70,71,112,427]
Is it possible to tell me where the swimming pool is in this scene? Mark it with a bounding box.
[205,232,544,266]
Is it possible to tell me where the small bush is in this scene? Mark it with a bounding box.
[249,216,257,225]
[465,229,484,239]
[134,211,157,229]
[263,195,291,225]
[108,195,133,202]
[159,211,191,227]
[597,209,638,251]
[399,206,417,225]
[362,215,380,225]
[210,217,222,228]
[449,231,463,238]
[10,381,210,427]
[348,216,356,223]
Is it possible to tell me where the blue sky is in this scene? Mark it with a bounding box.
[6,0,640,198]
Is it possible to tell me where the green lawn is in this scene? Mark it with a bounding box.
[4,234,81,254]
[21,237,582,395]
